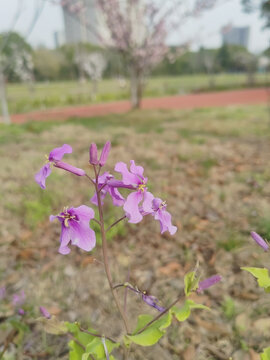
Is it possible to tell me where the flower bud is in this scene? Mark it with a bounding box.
[89,143,98,165]
[54,161,85,176]
[197,275,222,293]
[99,141,111,167]
[251,231,269,251]
[39,306,51,319]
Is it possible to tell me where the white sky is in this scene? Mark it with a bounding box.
[0,0,269,53]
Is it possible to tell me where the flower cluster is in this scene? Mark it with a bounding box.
[35,142,177,254]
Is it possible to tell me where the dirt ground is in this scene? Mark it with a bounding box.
[1,105,270,359]
[10,88,269,124]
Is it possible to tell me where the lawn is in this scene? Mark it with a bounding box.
[0,104,270,359]
[5,72,269,114]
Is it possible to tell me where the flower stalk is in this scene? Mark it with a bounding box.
[93,165,130,334]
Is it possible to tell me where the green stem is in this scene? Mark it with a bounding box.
[134,290,185,335]
[93,166,129,334]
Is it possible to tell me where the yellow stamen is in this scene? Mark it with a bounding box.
[138,184,146,192]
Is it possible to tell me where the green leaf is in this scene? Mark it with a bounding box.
[36,315,68,335]
[172,302,191,322]
[260,346,270,360]
[241,267,270,290]
[172,300,210,322]
[184,271,199,296]
[84,338,120,359]
[133,314,153,334]
[69,340,85,360]
[126,327,164,346]
[126,312,172,347]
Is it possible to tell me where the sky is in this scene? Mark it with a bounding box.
[0,0,269,53]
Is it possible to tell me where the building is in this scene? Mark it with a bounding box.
[221,26,250,48]
[53,31,65,48]
[62,0,100,45]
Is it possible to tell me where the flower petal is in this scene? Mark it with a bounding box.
[69,221,96,252]
[115,162,139,185]
[72,205,95,222]
[130,160,144,178]
[142,191,154,213]
[108,187,125,206]
[35,163,51,189]
[155,209,177,235]
[49,144,72,161]
[124,192,143,223]
[59,224,70,249]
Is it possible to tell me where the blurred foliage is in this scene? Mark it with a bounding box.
[0,31,266,84]
[242,0,270,28]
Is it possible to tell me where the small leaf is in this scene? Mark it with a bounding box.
[85,338,120,359]
[172,302,191,322]
[260,346,270,360]
[184,271,199,296]
[188,299,210,311]
[69,340,85,360]
[127,327,164,346]
[133,314,153,334]
[36,315,68,335]
[127,312,172,347]
[172,300,210,322]
[241,267,270,290]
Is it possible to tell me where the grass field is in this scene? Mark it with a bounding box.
[1,104,270,359]
[5,72,270,114]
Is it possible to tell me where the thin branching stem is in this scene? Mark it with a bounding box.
[78,326,117,344]
[106,216,126,232]
[93,165,130,333]
[133,290,185,335]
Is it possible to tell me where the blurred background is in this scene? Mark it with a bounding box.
[0,1,270,359]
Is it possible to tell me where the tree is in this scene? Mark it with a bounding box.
[97,0,218,108]
[75,51,107,99]
[242,0,270,28]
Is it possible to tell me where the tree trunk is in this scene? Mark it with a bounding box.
[130,65,142,109]
[0,70,10,125]
[91,79,98,100]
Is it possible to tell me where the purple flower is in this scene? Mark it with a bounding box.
[142,293,165,312]
[35,144,85,189]
[89,141,111,167]
[149,198,177,235]
[12,290,26,307]
[251,231,269,252]
[109,161,154,223]
[50,205,96,255]
[18,308,25,316]
[123,284,164,312]
[197,275,222,293]
[39,306,51,319]
[0,287,6,300]
[91,172,125,207]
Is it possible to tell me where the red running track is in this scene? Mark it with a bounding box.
[11,88,269,124]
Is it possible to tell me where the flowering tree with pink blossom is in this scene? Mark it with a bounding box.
[97,0,218,108]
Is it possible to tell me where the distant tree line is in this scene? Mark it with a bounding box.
[0,32,268,83]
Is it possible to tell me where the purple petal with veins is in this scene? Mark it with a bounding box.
[51,205,96,255]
